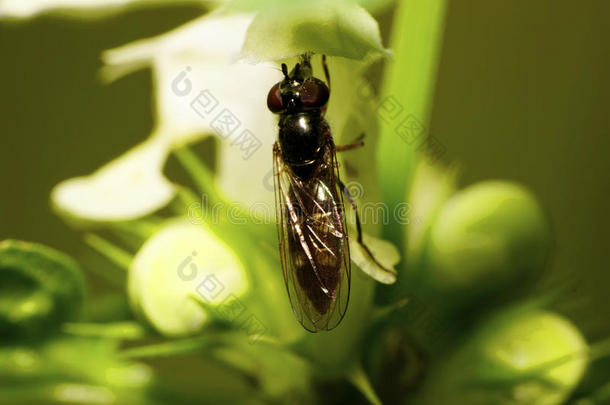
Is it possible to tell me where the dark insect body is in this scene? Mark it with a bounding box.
[268,54,367,332]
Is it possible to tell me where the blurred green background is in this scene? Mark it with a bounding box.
[0,0,608,342]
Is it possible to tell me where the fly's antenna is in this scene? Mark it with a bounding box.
[281,63,289,79]
[322,54,331,92]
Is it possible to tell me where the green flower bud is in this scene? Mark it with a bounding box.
[424,181,551,305]
[128,220,249,336]
[417,309,588,405]
[0,240,85,340]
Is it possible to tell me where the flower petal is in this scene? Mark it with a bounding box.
[51,138,175,223]
[350,233,399,284]
[236,1,390,61]
[103,13,280,207]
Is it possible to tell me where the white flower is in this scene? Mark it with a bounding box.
[51,11,280,223]
[51,137,174,223]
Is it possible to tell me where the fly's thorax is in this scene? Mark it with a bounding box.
[278,111,328,171]
[279,77,304,112]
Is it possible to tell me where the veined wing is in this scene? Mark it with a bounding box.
[273,141,351,332]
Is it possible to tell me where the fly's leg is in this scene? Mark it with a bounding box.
[336,134,365,152]
[322,54,331,91]
[338,179,392,273]
[336,141,364,152]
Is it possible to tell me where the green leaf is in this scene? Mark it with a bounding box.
[237,1,389,61]
[346,363,382,405]
[376,0,448,246]
[0,240,85,340]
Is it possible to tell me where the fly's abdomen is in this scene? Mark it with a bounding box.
[285,180,345,315]
[287,218,343,315]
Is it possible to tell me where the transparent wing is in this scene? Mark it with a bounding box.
[273,141,351,332]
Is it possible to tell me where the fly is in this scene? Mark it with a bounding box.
[268,53,386,332]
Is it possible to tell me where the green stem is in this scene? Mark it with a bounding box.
[111,217,164,242]
[84,233,133,271]
[62,321,148,340]
[370,298,409,323]
[119,336,220,359]
[173,146,223,204]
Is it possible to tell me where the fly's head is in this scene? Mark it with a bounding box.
[267,55,330,115]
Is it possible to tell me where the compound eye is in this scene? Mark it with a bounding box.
[267,82,283,113]
[300,78,330,108]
